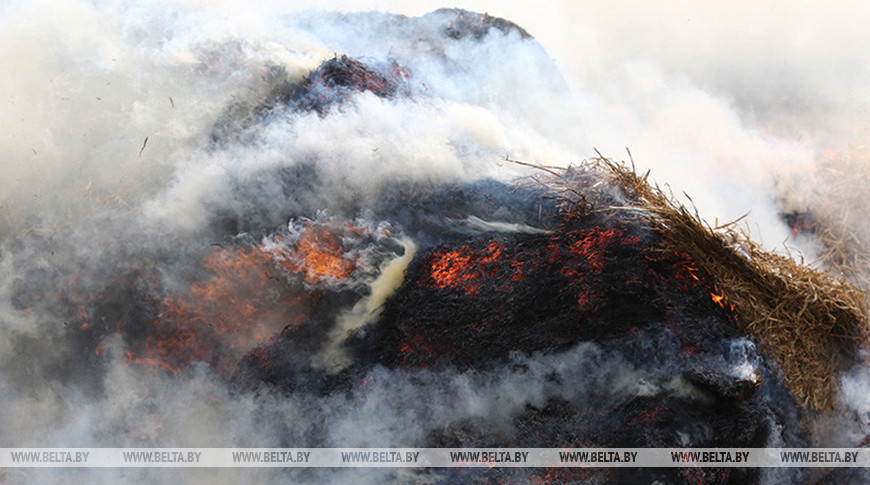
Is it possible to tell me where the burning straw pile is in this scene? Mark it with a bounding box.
[530,155,870,412]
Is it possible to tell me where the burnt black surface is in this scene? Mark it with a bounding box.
[236,212,806,484]
[349,224,738,371]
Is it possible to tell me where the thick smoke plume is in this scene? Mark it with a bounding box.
[2,1,870,484]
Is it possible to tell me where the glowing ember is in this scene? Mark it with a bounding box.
[387,227,658,368]
[428,243,506,295]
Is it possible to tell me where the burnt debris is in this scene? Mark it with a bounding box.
[210,55,411,145]
[269,55,410,115]
[208,8,545,147]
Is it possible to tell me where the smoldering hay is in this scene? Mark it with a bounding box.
[2,2,870,484]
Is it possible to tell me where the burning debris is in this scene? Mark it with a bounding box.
[268,55,411,115]
[225,153,866,483]
[125,217,402,376]
[210,55,412,146]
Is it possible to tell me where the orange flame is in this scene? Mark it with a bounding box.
[127,222,363,375]
[270,223,356,284]
[132,245,305,374]
[710,292,735,311]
